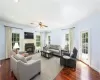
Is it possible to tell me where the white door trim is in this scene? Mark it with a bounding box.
[79,28,91,66]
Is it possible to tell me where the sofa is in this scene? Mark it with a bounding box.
[43,44,61,56]
[10,54,41,80]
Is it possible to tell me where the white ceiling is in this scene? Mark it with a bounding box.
[0,0,100,29]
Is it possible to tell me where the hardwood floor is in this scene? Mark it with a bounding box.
[0,59,16,80]
[55,61,100,80]
[0,59,100,80]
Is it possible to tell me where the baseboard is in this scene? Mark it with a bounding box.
[78,59,89,66]
[0,57,5,60]
[77,59,100,73]
[0,58,10,61]
[5,58,10,60]
[91,65,99,73]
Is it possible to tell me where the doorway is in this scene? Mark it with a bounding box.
[80,31,90,65]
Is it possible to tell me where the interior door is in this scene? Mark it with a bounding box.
[81,31,89,64]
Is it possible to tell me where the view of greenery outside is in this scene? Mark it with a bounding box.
[48,36,51,44]
[12,33,20,49]
[65,34,69,51]
[36,35,41,47]
[82,32,88,54]
[66,34,69,41]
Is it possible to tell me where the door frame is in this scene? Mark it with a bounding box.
[79,29,91,66]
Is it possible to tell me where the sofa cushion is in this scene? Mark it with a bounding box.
[25,56,32,61]
[63,56,70,59]
[49,45,60,50]
[55,46,60,50]
[27,60,36,64]
[14,54,27,63]
[49,49,59,53]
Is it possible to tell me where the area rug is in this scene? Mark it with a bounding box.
[32,53,63,80]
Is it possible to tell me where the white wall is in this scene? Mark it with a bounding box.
[12,27,36,51]
[74,12,100,72]
[0,21,38,59]
[50,12,100,72]
[50,29,69,46]
[0,25,6,60]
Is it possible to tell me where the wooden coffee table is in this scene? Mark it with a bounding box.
[41,50,53,59]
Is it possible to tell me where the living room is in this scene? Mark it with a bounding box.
[0,0,100,80]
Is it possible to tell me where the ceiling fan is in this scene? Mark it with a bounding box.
[31,22,48,28]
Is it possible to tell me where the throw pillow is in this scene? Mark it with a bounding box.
[14,54,27,63]
[9,50,16,58]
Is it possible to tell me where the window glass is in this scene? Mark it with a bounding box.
[12,33,20,49]
[48,36,51,44]
[36,35,41,47]
[82,32,88,54]
[65,34,69,51]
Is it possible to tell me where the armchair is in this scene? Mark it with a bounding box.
[60,50,70,66]
[11,55,41,80]
[60,47,78,68]
[61,50,70,56]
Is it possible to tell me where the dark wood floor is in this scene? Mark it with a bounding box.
[0,59,16,80]
[0,59,100,80]
[55,61,100,80]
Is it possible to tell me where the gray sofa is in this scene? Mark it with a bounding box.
[10,54,41,80]
[43,44,61,56]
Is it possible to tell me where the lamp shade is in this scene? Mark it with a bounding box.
[13,42,20,49]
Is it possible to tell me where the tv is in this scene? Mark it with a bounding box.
[24,32,34,39]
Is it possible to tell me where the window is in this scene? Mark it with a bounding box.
[12,33,20,49]
[66,34,69,41]
[65,34,69,51]
[48,36,51,44]
[82,32,88,54]
[36,35,41,47]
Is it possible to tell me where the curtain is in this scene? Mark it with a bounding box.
[5,26,12,58]
[69,28,74,52]
[40,32,44,50]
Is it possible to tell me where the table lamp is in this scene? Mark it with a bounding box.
[13,42,20,54]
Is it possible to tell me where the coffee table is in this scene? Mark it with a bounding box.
[41,50,53,59]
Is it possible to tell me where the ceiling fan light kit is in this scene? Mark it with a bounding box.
[31,21,48,28]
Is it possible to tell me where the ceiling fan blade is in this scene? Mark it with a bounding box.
[31,21,48,28]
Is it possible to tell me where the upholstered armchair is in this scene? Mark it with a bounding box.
[60,47,78,68]
[11,54,41,80]
[60,50,70,66]
[61,50,70,56]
